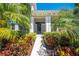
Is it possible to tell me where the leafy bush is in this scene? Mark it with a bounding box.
[0,32,36,56]
[0,28,18,41]
[43,32,60,39]
[67,30,79,47]
[0,28,18,50]
[43,32,60,48]
[43,30,79,48]
[57,47,77,56]
[26,32,36,42]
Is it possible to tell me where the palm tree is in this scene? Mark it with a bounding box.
[52,10,74,31]
[0,3,31,36]
[52,9,79,47]
[0,3,31,50]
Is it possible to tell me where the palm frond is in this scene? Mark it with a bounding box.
[0,28,18,41]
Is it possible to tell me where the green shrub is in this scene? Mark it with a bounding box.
[17,32,36,46]
[67,30,79,47]
[43,31,79,47]
[0,28,18,50]
[43,32,60,39]
[43,32,60,48]
[26,32,36,42]
[0,28,18,41]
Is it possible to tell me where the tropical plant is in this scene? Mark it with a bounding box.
[0,28,18,50]
[26,32,36,41]
[0,20,7,27]
[43,32,60,48]
[57,47,77,56]
[0,28,18,41]
[17,32,36,46]
[0,4,31,51]
[0,3,31,35]
[52,9,79,47]
[52,10,74,31]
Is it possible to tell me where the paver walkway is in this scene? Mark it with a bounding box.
[31,34,43,56]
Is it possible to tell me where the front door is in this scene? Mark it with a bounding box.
[37,23,41,34]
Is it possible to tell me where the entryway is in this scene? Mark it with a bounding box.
[36,22,41,34]
[30,16,51,34]
[30,16,52,56]
[34,17,46,34]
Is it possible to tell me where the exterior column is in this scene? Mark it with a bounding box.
[45,16,51,32]
[30,17,34,32]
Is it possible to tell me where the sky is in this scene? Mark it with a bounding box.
[36,3,75,10]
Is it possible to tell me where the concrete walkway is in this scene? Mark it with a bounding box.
[31,34,43,56]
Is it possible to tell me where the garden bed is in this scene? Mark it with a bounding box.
[37,31,79,56]
[0,32,36,56]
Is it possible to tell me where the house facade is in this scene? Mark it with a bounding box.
[30,3,75,34]
[30,10,59,34]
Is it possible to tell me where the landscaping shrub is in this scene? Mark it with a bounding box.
[0,32,36,56]
[43,31,79,56]
[0,28,18,40]
[59,31,71,47]
[44,30,79,47]
[56,47,77,56]
[43,32,60,49]
[0,28,18,50]
[26,32,36,42]
[67,30,79,48]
